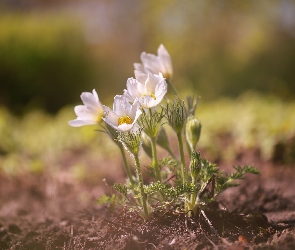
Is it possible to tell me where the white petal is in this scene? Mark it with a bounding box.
[136,81,147,96]
[139,79,167,108]
[134,63,145,73]
[92,89,99,101]
[158,44,173,78]
[117,123,134,132]
[154,82,167,104]
[123,89,134,103]
[126,78,141,100]
[145,72,159,93]
[158,44,170,58]
[130,123,141,133]
[80,91,102,110]
[155,80,168,98]
[104,97,142,132]
[130,101,142,120]
[68,119,96,127]
[134,70,148,84]
[74,105,97,120]
[138,96,156,108]
[103,106,120,127]
[140,52,161,74]
[113,95,130,116]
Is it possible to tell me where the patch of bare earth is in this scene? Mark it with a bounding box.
[0,148,295,249]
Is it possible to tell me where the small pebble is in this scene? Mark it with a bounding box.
[59,220,69,227]
[238,234,248,244]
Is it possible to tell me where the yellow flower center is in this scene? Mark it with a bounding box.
[96,112,104,123]
[144,94,156,100]
[118,115,133,126]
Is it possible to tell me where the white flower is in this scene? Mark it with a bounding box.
[69,89,104,127]
[124,70,167,108]
[134,44,173,81]
[103,95,142,132]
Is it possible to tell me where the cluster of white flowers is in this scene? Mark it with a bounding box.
[69,44,173,132]
[69,44,260,220]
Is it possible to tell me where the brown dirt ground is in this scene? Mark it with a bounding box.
[0,148,295,250]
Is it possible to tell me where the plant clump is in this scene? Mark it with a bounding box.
[69,44,260,222]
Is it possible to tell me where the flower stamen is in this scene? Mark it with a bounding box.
[150,94,156,100]
[118,115,133,126]
[144,94,156,100]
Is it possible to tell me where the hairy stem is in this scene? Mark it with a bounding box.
[134,154,149,219]
[186,140,192,159]
[165,146,177,161]
[166,80,178,97]
[118,144,134,185]
[187,177,197,216]
[150,137,162,182]
[177,132,187,185]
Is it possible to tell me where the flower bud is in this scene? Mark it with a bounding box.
[189,151,202,179]
[118,126,142,157]
[165,99,187,134]
[138,108,163,139]
[185,115,201,152]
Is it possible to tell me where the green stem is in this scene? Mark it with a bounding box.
[176,132,187,185]
[150,137,162,182]
[177,132,189,212]
[151,137,167,201]
[118,144,135,185]
[188,176,197,216]
[166,147,177,161]
[186,140,192,159]
[166,80,179,97]
[134,154,149,219]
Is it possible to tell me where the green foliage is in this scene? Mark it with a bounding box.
[193,152,260,200]
[159,156,178,169]
[1,1,295,116]
[0,106,118,177]
[99,136,260,217]
[215,165,260,195]
[146,156,177,179]
[0,13,97,114]
[118,129,142,157]
[184,152,260,213]
[144,181,172,197]
[140,1,295,100]
[142,181,194,202]
[198,156,219,183]
[138,108,165,139]
[0,94,294,178]
[189,151,202,177]
[197,92,295,161]
[96,193,125,211]
[113,183,128,196]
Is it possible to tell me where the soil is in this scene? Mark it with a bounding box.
[1,148,295,250]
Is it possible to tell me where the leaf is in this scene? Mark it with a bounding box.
[113,183,128,196]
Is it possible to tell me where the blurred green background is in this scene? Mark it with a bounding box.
[0,0,295,182]
[1,0,295,114]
